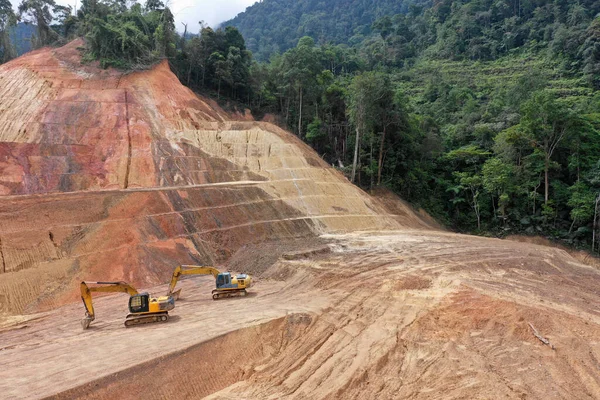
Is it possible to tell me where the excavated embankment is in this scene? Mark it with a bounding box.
[31,231,600,400]
[0,40,433,316]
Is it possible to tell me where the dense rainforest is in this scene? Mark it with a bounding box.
[0,0,599,252]
[224,0,412,61]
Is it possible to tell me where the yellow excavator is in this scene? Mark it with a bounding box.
[80,281,175,330]
[167,265,252,300]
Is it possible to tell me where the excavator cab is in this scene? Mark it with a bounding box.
[129,293,150,313]
[216,272,232,288]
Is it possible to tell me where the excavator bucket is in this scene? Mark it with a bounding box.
[81,316,93,330]
[171,288,182,301]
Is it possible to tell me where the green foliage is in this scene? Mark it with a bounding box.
[568,181,596,225]
[580,17,600,89]
[3,0,599,250]
[306,117,328,154]
[240,0,600,250]
[171,26,252,101]
[17,0,65,48]
[79,0,176,69]
[224,0,409,61]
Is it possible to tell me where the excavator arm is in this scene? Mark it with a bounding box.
[80,281,139,329]
[167,265,221,298]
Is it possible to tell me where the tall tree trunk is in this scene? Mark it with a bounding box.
[377,125,386,186]
[351,126,360,183]
[181,23,187,49]
[471,188,481,230]
[593,194,600,253]
[298,87,303,137]
[369,132,374,189]
[544,153,550,205]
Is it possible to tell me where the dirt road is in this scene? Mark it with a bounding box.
[2,230,600,399]
[0,271,329,399]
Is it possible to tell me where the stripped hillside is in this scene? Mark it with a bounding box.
[0,39,434,317]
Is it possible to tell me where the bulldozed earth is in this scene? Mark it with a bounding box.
[0,41,599,399]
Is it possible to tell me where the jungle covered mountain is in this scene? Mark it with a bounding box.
[232,0,600,250]
[223,0,413,60]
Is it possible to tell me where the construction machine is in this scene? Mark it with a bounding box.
[80,281,175,330]
[167,265,252,300]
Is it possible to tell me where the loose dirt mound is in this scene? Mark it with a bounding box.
[506,235,600,270]
[0,41,429,317]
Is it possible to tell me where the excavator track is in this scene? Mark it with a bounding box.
[212,288,247,300]
[124,312,169,327]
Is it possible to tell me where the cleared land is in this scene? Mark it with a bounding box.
[0,41,599,400]
[1,230,600,399]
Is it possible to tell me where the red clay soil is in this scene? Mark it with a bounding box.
[0,40,431,315]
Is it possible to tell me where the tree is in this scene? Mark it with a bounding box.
[86,8,151,67]
[580,17,600,89]
[521,91,574,205]
[587,161,600,252]
[568,181,596,231]
[347,72,389,183]
[152,7,175,58]
[456,172,483,230]
[144,0,164,12]
[18,0,61,48]
[377,90,410,186]
[482,157,515,220]
[306,116,328,154]
[0,0,17,63]
[209,52,230,99]
[280,36,321,137]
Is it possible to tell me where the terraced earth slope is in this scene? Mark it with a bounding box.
[1,41,599,400]
[0,40,432,317]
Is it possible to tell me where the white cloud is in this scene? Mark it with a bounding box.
[165,0,256,31]
[11,0,257,31]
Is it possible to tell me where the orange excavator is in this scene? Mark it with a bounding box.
[167,265,252,300]
[80,281,175,329]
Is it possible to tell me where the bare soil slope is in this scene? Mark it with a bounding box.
[1,231,599,399]
[0,40,434,317]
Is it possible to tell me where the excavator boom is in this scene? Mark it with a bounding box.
[167,265,221,298]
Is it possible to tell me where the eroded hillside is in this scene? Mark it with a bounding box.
[0,40,432,317]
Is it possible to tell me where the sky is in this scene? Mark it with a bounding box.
[162,0,256,29]
[11,0,257,31]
